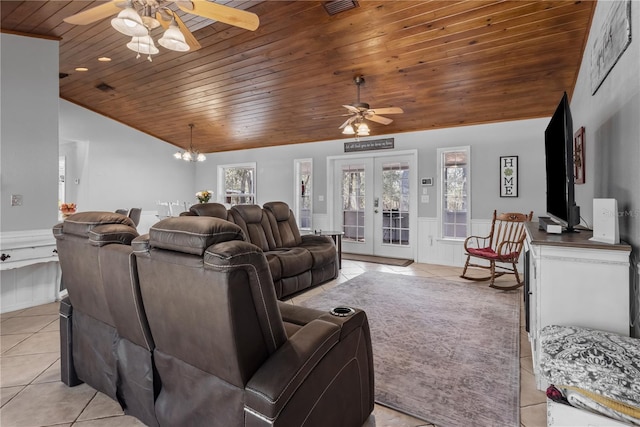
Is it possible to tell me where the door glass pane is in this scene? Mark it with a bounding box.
[381,161,410,245]
[342,164,365,242]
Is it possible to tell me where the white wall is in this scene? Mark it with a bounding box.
[195,118,549,221]
[59,100,196,212]
[570,0,640,337]
[1,33,59,232]
[571,0,640,225]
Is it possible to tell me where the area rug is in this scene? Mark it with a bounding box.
[300,271,520,427]
[342,253,414,267]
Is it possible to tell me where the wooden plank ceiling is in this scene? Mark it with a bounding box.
[1,0,595,154]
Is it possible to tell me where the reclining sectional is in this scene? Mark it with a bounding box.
[181,201,339,299]
[54,211,374,427]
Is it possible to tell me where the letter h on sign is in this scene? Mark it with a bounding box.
[500,156,518,197]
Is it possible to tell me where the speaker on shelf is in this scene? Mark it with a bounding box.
[589,198,619,244]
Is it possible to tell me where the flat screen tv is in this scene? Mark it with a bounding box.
[544,92,580,232]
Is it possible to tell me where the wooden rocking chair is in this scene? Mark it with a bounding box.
[460,210,533,290]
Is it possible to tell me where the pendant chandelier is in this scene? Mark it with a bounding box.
[174,124,206,162]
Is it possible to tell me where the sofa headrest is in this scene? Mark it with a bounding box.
[149,216,245,256]
[189,203,228,219]
[263,201,291,221]
[56,211,138,245]
[230,205,264,223]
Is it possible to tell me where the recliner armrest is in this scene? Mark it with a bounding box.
[278,301,369,341]
[300,234,333,246]
[245,319,341,419]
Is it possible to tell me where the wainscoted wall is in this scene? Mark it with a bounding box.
[0,229,61,313]
[1,264,60,313]
[417,217,492,266]
[316,212,519,269]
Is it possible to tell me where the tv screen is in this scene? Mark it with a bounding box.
[544,92,580,231]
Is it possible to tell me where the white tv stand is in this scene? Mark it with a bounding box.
[524,222,631,390]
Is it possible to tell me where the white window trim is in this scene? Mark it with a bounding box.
[436,146,471,241]
[216,162,257,206]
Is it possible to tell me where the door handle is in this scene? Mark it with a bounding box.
[374,209,379,213]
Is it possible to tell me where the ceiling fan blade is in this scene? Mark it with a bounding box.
[342,105,361,114]
[366,114,393,125]
[339,116,356,129]
[156,11,170,29]
[63,0,122,25]
[173,13,202,51]
[368,107,404,115]
[179,1,260,31]
[156,9,173,28]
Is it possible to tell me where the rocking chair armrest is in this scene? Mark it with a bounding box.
[495,239,524,256]
[463,234,491,251]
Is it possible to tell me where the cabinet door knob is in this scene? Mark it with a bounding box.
[0,253,11,261]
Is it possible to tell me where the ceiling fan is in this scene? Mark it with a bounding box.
[63,0,259,57]
[339,76,404,136]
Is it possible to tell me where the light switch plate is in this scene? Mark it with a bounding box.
[421,177,433,186]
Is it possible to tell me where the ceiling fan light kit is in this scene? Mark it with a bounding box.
[111,6,147,37]
[158,20,190,52]
[127,35,160,56]
[64,0,260,62]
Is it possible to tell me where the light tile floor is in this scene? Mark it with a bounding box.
[0,261,547,427]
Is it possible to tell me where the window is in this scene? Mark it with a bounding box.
[294,159,312,230]
[217,162,256,206]
[438,147,470,239]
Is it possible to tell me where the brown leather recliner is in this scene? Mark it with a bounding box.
[54,212,158,426]
[229,204,314,298]
[98,230,158,426]
[263,201,338,287]
[133,216,374,426]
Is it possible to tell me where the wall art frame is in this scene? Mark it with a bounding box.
[573,126,585,184]
[500,156,518,197]
[591,0,632,95]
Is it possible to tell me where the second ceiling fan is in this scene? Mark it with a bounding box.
[339,76,404,136]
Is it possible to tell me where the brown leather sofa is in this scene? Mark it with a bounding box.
[229,203,338,299]
[54,212,158,426]
[264,201,339,290]
[133,216,374,426]
[182,201,338,299]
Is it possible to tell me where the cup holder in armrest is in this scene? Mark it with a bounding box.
[330,306,355,317]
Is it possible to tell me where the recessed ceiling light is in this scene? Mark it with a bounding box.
[75,67,89,72]
[98,57,111,62]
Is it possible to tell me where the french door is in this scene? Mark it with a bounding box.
[333,154,415,259]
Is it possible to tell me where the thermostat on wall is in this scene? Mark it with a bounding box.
[421,177,433,186]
